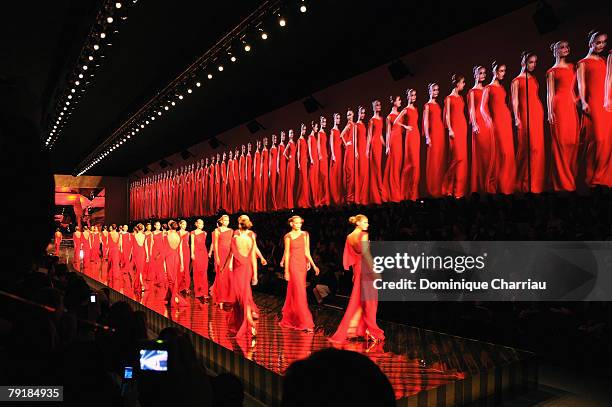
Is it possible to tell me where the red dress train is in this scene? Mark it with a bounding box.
[368,117,384,204]
[192,231,209,298]
[443,95,468,198]
[383,112,403,202]
[355,121,369,205]
[469,88,496,194]
[279,232,315,330]
[227,230,258,337]
[424,102,447,198]
[329,128,344,205]
[285,141,296,209]
[401,107,421,201]
[212,228,233,303]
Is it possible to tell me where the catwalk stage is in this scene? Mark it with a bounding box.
[62,246,538,406]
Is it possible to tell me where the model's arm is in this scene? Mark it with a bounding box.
[213,230,220,266]
[546,70,556,124]
[360,232,374,271]
[145,237,149,262]
[317,133,322,160]
[297,141,301,169]
[304,232,319,275]
[423,104,431,146]
[385,117,391,154]
[511,79,521,128]
[605,53,612,111]
[577,62,589,114]
[251,236,258,285]
[468,91,479,133]
[179,239,184,271]
[480,87,492,128]
[191,234,196,260]
[308,137,314,164]
[330,132,336,162]
[394,108,411,130]
[283,235,291,281]
[365,120,373,158]
[445,97,454,137]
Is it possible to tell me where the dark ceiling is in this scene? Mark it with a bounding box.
[5,0,540,177]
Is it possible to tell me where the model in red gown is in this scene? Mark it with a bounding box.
[424,84,447,198]
[469,66,496,194]
[179,220,191,294]
[245,143,253,211]
[512,53,545,193]
[329,114,344,205]
[90,226,101,264]
[443,76,469,198]
[269,135,279,210]
[238,146,246,211]
[132,225,148,299]
[200,159,208,215]
[54,229,62,257]
[279,216,319,331]
[107,226,121,289]
[578,31,611,187]
[224,215,258,338]
[212,215,233,305]
[191,219,209,300]
[297,124,311,208]
[329,215,384,343]
[383,96,403,202]
[261,138,270,211]
[165,222,185,307]
[194,162,203,216]
[233,149,241,212]
[119,226,133,281]
[401,90,421,201]
[317,116,330,206]
[285,131,297,209]
[101,227,108,260]
[226,151,236,214]
[481,63,516,194]
[253,143,262,212]
[220,153,228,211]
[341,110,356,204]
[72,227,81,270]
[355,106,370,205]
[214,155,221,213]
[367,101,384,204]
[307,122,320,206]
[81,227,90,271]
[277,134,287,209]
[143,224,153,287]
[149,223,166,289]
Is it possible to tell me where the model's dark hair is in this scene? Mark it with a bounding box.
[168,220,178,231]
[389,96,400,105]
[136,223,144,232]
[288,215,303,225]
[110,224,116,231]
[238,215,252,230]
[521,50,536,64]
[349,214,367,225]
[491,61,505,72]
[473,65,485,77]
[451,74,464,88]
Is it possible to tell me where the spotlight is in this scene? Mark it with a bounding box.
[387,59,413,81]
[187,88,193,94]
[140,124,144,128]
[207,73,213,79]
[196,81,201,87]
[145,120,149,124]
[244,44,251,52]
[68,95,73,99]
[300,4,307,13]
[66,101,70,105]
[107,16,113,23]
[115,2,122,8]
[246,119,265,134]
[100,32,106,38]
[171,101,176,106]
[78,74,83,78]
[164,106,169,110]
[82,65,88,70]
[75,81,80,85]
[279,17,286,27]
[261,32,268,40]
[71,88,75,93]
[230,56,236,62]
[180,150,194,160]
[302,95,323,113]
[158,111,162,115]
[178,94,183,99]
[93,44,99,50]
[218,65,223,71]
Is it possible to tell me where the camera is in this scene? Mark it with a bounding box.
[138,340,169,372]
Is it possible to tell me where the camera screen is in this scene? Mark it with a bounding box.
[123,366,133,379]
[139,349,168,371]
[90,294,96,303]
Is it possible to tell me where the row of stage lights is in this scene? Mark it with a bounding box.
[44,1,137,149]
[76,0,308,176]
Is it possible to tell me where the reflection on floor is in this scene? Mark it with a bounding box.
[65,247,537,406]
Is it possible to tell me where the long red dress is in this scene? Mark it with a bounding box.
[207,163,216,215]
[424,102,447,198]
[165,232,185,306]
[329,231,384,343]
[238,154,246,211]
[54,232,62,257]
[72,231,81,270]
[212,228,233,303]
[297,137,310,208]
[81,231,90,270]
[245,153,253,211]
[513,75,545,193]
[307,132,319,206]
[227,158,236,214]
[90,232,101,263]
[579,57,611,187]
[483,84,515,194]
[191,231,209,298]
[355,121,369,204]
[232,157,241,212]
[213,162,221,212]
[132,234,146,297]
[280,232,315,330]
[443,95,468,198]
[368,117,384,204]
[100,231,107,259]
[261,148,270,211]
[469,88,496,194]
[195,166,203,216]
[329,128,343,205]
[107,233,121,289]
[285,141,296,209]
[179,231,191,293]
[220,161,228,211]
[150,232,166,288]
[401,107,421,201]
[317,130,330,206]
[341,123,356,204]
[144,232,153,286]
[253,150,262,212]
[269,145,278,210]
[383,112,403,202]
[227,230,258,337]
[120,232,132,277]
[277,144,286,209]
[548,65,579,191]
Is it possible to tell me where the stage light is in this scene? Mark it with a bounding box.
[196,81,201,87]
[261,32,268,40]
[78,73,84,78]
[82,65,88,70]
[100,32,106,39]
[66,101,70,105]
[244,44,251,52]
[300,5,307,13]
[207,73,213,79]
[279,17,286,27]
[140,124,144,128]
[68,95,73,99]
[230,55,236,62]
[171,101,176,106]
[187,88,192,93]
[218,65,223,71]
[71,88,75,93]
[178,94,183,99]
[93,44,100,50]
[75,81,80,85]
[131,131,135,135]
[158,111,162,115]
[107,16,114,23]
[145,120,149,124]
[164,106,169,110]
[88,55,94,61]
[115,2,122,8]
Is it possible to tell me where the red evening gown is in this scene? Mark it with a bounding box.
[220,161,228,211]
[213,162,221,212]
[261,148,269,211]
[150,232,166,288]
[132,235,146,297]
[165,233,185,306]
[81,232,90,271]
[277,144,286,209]
[368,117,384,204]
[207,164,215,215]
[279,232,315,330]
[232,158,241,212]
[424,102,447,198]
[401,107,421,201]
[443,95,468,198]
[548,65,579,191]
[307,133,319,206]
[191,231,209,298]
[143,232,153,288]
[483,84,515,194]
[227,230,258,337]
[355,121,369,204]
[579,57,612,187]
[329,128,343,205]
[285,141,296,209]
[469,88,496,194]
[253,151,262,212]
[513,75,545,193]
[212,228,234,303]
[317,130,330,206]
[54,233,61,257]
[227,159,236,214]
[72,232,81,270]
[269,145,279,210]
[383,112,403,202]
[297,137,310,208]
[330,231,384,343]
[107,234,121,289]
[100,232,107,259]
[341,123,356,204]
[238,154,246,211]
[245,153,253,211]
[179,231,191,293]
